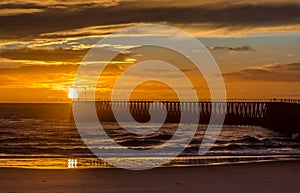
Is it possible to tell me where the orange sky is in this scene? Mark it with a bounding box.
[0,0,300,102]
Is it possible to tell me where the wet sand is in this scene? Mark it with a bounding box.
[1,161,300,193]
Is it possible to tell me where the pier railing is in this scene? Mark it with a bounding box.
[90,98,300,103]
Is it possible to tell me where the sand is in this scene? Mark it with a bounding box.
[1,160,300,193]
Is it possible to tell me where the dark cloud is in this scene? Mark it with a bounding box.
[0,64,77,75]
[0,1,116,10]
[209,46,255,51]
[0,3,46,9]
[0,48,88,62]
[1,2,300,39]
[0,47,132,62]
[224,63,300,82]
[286,63,300,71]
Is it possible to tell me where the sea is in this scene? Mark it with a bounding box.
[0,103,300,169]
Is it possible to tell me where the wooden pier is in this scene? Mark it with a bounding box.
[72,99,300,137]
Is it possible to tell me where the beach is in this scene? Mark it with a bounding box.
[1,160,300,193]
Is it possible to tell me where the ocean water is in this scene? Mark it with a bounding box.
[0,103,300,169]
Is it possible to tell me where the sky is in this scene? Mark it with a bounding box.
[0,0,300,102]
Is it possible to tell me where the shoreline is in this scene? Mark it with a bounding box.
[0,155,299,169]
[1,160,300,192]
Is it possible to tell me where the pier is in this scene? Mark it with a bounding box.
[72,99,300,137]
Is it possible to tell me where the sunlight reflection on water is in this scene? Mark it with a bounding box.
[0,156,299,169]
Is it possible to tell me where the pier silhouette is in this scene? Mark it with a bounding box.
[72,99,300,138]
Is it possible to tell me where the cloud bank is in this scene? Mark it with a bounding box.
[209,46,255,52]
[224,63,300,82]
[1,1,300,39]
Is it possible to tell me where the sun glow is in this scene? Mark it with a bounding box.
[68,88,78,99]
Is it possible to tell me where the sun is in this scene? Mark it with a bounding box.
[68,88,78,99]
